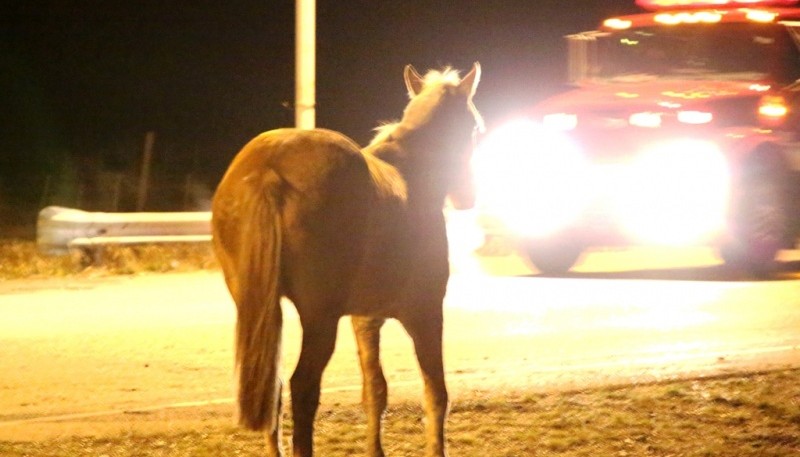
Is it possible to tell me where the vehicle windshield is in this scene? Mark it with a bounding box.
[591,23,798,82]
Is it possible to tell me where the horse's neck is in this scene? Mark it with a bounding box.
[364,142,449,214]
[361,140,409,204]
[363,141,403,167]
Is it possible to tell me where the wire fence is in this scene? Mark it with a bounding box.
[0,172,214,236]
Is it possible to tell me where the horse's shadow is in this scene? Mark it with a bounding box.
[528,260,800,282]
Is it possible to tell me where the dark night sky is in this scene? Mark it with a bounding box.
[1,0,641,211]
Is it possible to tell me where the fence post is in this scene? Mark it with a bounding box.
[136,131,156,211]
[39,174,51,209]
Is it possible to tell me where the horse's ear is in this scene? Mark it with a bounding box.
[404,64,425,98]
[458,62,481,97]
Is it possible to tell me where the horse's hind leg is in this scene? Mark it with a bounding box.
[400,309,449,457]
[290,316,339,457]
[266,380,284,457]
[352,316,388,457]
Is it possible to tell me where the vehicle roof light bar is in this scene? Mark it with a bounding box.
[637,0,799,10]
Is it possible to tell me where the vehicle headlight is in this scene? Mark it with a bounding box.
[473,119,590,237]
[542,112,578,131]
[617,139,730,245]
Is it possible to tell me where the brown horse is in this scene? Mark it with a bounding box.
[211,63,483,457]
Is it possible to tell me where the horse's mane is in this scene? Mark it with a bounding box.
[366,67,462,149]
[414,67,463,93]
[361,67,466,202]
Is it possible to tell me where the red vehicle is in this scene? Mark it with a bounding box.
[474,0,800,275]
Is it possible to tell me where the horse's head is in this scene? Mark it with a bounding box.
[401,63,484,210]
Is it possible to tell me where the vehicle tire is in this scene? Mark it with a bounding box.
[719,152,789,277]
[522,239,583,275]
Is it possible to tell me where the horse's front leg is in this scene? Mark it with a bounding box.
[352,316,388,457]
[290,316,339,457]
[401,308,449,457]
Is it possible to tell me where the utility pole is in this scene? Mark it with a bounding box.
[295,0,316,129]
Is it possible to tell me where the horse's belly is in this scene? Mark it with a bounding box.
[342,231,451,318]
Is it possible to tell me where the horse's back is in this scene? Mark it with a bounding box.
[218,128,362,189]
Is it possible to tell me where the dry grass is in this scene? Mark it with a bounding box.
[0,240,219,280]
[1,369,798,456]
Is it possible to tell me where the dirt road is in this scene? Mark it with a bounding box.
[1,247,799,440]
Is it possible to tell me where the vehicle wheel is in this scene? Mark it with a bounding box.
[522,239,583,275]
[720,154,789,277]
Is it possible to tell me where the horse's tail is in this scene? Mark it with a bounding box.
[214,169,284,432]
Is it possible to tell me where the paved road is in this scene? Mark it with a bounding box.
[1,245,799,439]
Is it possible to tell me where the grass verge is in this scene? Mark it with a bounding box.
[0,240,218,280]
[1,369,798,456]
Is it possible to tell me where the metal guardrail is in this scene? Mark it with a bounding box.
[37,206,212,255]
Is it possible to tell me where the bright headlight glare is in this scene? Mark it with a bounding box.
[677,110,713,125]
[618,139,730,245]
[473,119,589,237]
[542,113,578,131]
[629,112,662,128]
